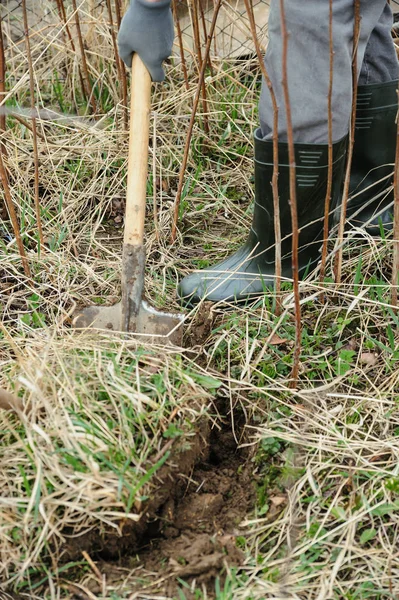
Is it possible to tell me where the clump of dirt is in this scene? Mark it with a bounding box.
[107,196,125,226]
[185,301,215,347]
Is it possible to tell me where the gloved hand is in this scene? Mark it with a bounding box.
[118,0,174,82]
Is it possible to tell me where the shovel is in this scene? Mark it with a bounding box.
[73,55,184,345]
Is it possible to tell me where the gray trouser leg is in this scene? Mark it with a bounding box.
[359,2,398,85]
[259,0,399,144]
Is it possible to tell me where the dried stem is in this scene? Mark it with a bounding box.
[243,0,281,313]
[199,1,214,76]
[0,15,7,136]
[391,88,399,307]
[22,0,44,251]
[334,0,361,283]
[56,0,88,105]
[191,0,209,134]
[0,150,31,277]
[212,0,218,55]
[279,0,300,387]
[105,0,128,128]
[12,113,46,140]
[191,0,203,71]
[71,0,97,113]
[171,0,222,242]
[114,0,129,124]
[114,0,123,28]
[55,0,67,46]
[0,16,6,218]
[319,0,334,288]
[173,0,189,91]
[153,113,159,240]
[105,0,123,93]
[120,64,128,131]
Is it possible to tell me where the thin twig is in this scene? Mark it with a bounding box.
[81,551,103,584]
[114,0,123,28]
[243,0,281,314]
[320,0,334,289]
[54,0,67,45]
[191,0,209,134]
[199,0,214,76]
[0,11,8,226]
[191,0,203,72]
[56,0,88,105]
[334,0,361,283]
[279,0,300,387]
[105,0,128,128]
[0,15,7,137]
[153,113,159,240]
[170,0,222,242]
[22,0,45,251]
[71,0,97,113]
[212,0,218,56]
[106,0,123,94]
[173,0,189,91]
[120,64,128,131]
[0,150,31,278]
[12,113,46,140]
[391,88,399,307]
[113,0,128,125]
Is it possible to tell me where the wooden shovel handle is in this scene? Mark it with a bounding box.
[124,55,152,246]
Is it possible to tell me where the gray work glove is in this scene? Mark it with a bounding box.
[118,0,174,82]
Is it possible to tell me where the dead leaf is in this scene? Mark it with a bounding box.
[360,352,378,366]
[343,338,357,351]
[369,452,392,463]
[65,583,94,600]
[270,495,287,507]
[268,334,288,346]
[169,557,180,569]
[0,388,24,412]
[155,177,169,192]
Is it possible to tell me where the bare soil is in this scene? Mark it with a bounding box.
[73,414,255,599]
[134,425,254,589]
[61,419,211,561]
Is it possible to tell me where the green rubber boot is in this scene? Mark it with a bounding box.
[344,80,398,234]
[178,131,348,306]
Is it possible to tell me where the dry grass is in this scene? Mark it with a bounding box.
[1,1,399,599]
[0,333,216,584]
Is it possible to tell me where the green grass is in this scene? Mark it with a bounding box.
[0,337,217,586]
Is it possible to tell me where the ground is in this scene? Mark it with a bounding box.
[1,1,399,599]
